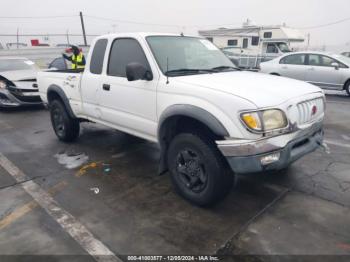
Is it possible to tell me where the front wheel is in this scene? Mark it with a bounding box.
[50,99,80,142]
[167,132,235,206]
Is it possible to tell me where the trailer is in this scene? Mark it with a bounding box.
[199,21,305,69]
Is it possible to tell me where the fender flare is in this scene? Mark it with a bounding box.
[158,104,229,139]
[47,84,76,119]
[157,104,229,175]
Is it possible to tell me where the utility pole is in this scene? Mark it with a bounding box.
[112,24,117,33]
[307,33,310,50]
[79,11,87,46]
[66,29,70,45]
[16,28,19,49]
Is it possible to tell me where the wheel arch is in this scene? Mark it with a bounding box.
[157,105,229,174]
[47,85,76,119]
[343,79,350,90]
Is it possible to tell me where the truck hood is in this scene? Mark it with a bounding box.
[174,71,322,108]
[0,69,38,81]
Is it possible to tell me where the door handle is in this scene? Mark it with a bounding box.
[103,84,110,91]
[308,67,315,71]
[282,66,288,69]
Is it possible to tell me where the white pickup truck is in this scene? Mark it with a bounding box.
[38,33,325,206]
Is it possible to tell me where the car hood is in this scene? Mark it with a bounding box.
[0,69,38,81]
[174,71,322,107]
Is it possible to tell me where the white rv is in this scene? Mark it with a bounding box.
[199,22,305,68]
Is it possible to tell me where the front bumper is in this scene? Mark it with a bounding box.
[0,88,42,108]
[217,120,324,174]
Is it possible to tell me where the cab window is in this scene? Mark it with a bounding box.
[108,38,151,77]
[90,38,108,74]
[266,44,278,53]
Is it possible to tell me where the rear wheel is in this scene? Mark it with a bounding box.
[167,132,234,206]
[50,99,80,142]
[345,81,350,96]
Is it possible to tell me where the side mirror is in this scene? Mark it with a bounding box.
[331,62,340,70]
[126,62,153,81]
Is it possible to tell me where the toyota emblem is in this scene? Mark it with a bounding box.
[311,105,317,116]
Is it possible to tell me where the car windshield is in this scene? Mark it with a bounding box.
[0,59,38,72]
[277,43,291,53]
[146,36,237,76]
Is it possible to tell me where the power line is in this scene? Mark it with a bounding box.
[298,16,350,29]
[0,14,349,30]
[84,15,242,29]
[85,15,182,28]
[0,15,77,19]
[0,34,99,37]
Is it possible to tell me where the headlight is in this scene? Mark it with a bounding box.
[241,109,287,132]
[0,80,6,89]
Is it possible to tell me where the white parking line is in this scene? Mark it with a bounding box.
[324,139,350,149]
[0,153,122,262]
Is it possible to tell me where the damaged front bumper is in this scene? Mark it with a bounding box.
[0,87,42,108]
[216,119,324,174]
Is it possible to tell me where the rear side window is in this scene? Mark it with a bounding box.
[108,38,150,77]
[280,54,306,65]
[308,54,322,66]
[90,39,108,74]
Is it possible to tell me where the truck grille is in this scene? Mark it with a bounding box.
[297,97,324,125]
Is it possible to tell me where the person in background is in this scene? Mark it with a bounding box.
[62,45,86,69]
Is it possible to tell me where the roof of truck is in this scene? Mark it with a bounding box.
[96,32,200,39]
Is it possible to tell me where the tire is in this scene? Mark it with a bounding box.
[167,132,234,206]
[49,99,80,142]
[345,81,350,96]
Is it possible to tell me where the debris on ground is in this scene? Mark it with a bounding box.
[55,152,89,169]
[321,142,331,154]
[76,161,112,177]
[102,163,111,175]
[76,161,101,177]
[90,187,100,194]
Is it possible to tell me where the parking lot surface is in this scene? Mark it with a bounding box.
[0,92,350,261]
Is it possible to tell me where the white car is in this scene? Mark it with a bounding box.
[38,33,325,206]
[260,51,350,96]
[0,57,42,107]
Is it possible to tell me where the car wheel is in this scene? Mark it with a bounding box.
[50,99,80,142]
[345,81,350,96]
[167,132,234,206]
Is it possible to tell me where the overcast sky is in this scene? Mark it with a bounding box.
[0,0,349,46]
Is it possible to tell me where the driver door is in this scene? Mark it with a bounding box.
[98,37,158,138]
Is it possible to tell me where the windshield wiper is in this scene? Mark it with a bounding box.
[165,68,215,76]
[211,66,240,72]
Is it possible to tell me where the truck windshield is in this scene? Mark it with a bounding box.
[146,36,237,76]
[277,43,291,53]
